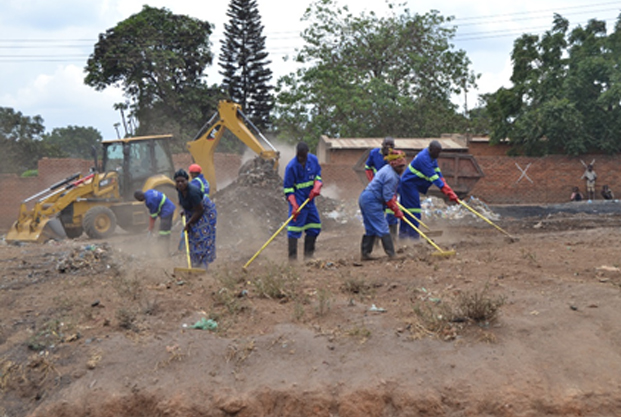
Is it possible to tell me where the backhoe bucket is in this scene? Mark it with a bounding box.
[6,217,67,243]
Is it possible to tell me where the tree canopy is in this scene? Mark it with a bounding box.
[219,0,274,130]
[84,6,221,146]
[273,0,478,148]
[42,126,102,160]
[484,14,621,156]
[0,108,64,174]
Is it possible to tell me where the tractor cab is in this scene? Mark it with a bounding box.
[102,134,176,200]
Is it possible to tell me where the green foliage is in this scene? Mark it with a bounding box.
[0,107,64,174]
[42,126,102,160]
[20,170,38,178]
[84,6,223,148]
[485,14,621,155]
[273,0,477,148]
[220,0,274,130]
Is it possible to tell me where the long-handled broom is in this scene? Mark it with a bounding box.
[174,215,206,275]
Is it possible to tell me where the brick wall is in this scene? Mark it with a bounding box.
[2,151,620,233]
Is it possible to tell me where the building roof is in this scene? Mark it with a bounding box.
[319,135,468,151]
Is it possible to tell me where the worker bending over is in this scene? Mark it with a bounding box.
[283,142,323,261]
[364,136,399,240]
[359,150,406,260]
[134,189,177,254]
[399,140,458,240]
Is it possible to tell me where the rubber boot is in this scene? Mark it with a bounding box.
[361,235,376,261]
[304,234,317,260]
[288,238,298,261]
[380,234,396,258]
[389,224,398,242]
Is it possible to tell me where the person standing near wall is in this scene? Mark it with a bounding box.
[581,164,597,201]
[364,136,399,240]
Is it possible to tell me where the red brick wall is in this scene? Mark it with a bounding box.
[2,151,619,233]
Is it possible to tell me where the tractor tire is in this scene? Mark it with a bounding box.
[83,206,117,239]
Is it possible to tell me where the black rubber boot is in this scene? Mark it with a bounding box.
[361,235,376,260]
[304,235,317,260]
[380,234,396,258]
[288,238,298,261]
[389,224,398,242]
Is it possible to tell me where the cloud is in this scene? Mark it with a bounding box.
[1,64,123,137]
[1,0,111,31]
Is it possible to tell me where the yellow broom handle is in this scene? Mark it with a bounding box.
[396,201,431,230]
[243,198,311,270]
[457,199,513,237]
[182,215,192,268]
[400,215,447,254]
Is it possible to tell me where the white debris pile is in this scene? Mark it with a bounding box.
[422,196,500,222]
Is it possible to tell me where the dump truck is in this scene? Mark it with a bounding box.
[7,134,177,243]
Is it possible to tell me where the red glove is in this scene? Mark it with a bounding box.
[385,195,404,219]
[148,216,156,232]
[365,169,374,182]
[287,194,300,220]
[441,184,459,203]
[309,181,322,201]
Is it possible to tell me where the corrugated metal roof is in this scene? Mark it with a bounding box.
[320,136,467,151]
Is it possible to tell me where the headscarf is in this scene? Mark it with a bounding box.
[174,169,189,180]
[385,150,406,168]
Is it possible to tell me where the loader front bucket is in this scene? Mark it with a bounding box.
[6,217,67,243]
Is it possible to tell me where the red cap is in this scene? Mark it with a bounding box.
[188,163,202,174]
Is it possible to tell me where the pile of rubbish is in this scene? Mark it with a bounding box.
[421,196,500,222]
[56,243,111,274]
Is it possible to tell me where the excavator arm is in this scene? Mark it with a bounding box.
[186,100,279,194]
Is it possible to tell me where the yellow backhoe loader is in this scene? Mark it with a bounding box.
[7,134,177,243]
[187,100,279,193]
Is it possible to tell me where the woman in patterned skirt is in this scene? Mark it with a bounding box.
[174,169,217,270]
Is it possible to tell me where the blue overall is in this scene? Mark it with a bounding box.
[143,189,176,236]
[359,165,401,236]
[365,148,398,226]
[399,148,445,240]
[283,154,322,239]
[191,173,210,197]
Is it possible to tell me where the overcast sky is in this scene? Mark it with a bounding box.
[1,0,619,140]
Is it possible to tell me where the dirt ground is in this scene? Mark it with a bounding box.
[3,196,621,416]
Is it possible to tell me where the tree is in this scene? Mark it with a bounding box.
[42,126,103,160]
[0,107,63,174]
[84,6,221,147]
[485,14,621,156]
[273,0,477,148]
[219,0,274,130]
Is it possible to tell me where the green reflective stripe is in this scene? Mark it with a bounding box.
[152,194,167,217]
[405,208,422,213]
[408,165,439,183]
[159,230,171,235]
[287,223,322,232]
[434,167,441,172]
[295,180,314,189]
[284,187,295,194]
[385,208,394,214]
[314,175,322,181]
[199,181,205,193]
[365,165,377,173]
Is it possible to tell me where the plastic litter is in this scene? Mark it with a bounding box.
[190,317,218,331]
[369,304,386,313]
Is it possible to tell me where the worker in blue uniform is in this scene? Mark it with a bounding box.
[283,142,323,261]
[188,163,210,197]
[364,136,399,240]
[399,140,459,240]
[134,189,177,253]
[359,150,406,260]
